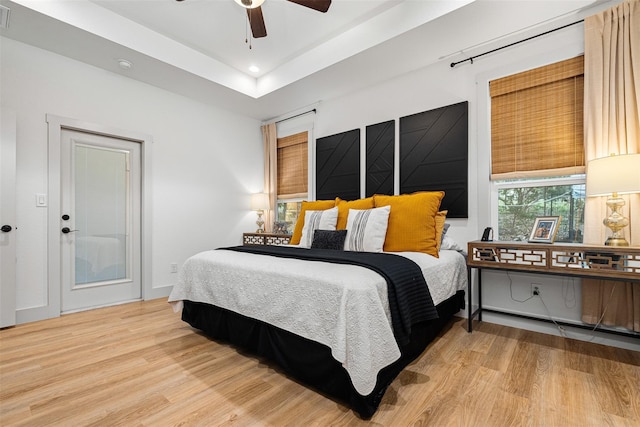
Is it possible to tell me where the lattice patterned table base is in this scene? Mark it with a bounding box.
[243,233,291,246]
[469,242,640,280]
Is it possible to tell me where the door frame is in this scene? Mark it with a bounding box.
[1,108,17,327]
[45,115,153,319]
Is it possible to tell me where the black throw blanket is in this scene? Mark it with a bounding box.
[221,245,438,346]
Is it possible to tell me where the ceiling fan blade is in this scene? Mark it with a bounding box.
[247,6,267,38]
[287,0,331,13]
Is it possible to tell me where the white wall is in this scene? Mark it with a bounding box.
[313,23,638,349]
[1,37,263,321]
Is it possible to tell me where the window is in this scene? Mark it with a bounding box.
[275,131,308,232]
[495,177,585,242]
[276,200,302,232]
[490,56,585,242]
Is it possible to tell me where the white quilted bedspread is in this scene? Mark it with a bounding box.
[168,248,467,395]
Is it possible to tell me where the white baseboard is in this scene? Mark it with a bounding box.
[144,284,173,301]
[480,311,640,351]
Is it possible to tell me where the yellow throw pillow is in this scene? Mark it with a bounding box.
[374,192,445,257]
[435,210,448,253]
[290,200,336,245]
[335,197,375,230]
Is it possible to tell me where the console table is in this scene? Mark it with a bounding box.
[466,241,640,337]
[243,232,291,246]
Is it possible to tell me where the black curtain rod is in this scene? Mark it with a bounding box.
[275,108,317,124]
[450,19,584,68]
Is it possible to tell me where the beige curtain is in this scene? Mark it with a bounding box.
[582,0,640,331]
[261,122,277,233]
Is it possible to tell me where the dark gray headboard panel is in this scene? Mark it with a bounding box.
[399,101,468,218]
[366,120,395,197]
[316,128,360,200]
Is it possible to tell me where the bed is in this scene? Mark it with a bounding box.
[168,193,467,418]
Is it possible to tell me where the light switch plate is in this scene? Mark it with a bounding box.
[36,193,47,207]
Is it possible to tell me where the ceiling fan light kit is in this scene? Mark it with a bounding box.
[234,0,265,9]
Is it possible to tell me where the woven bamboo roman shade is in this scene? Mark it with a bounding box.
[277,131,308,198]
[490,55,585,180]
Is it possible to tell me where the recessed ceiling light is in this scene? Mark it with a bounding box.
[249,65,260,73]
[117,59,133,71]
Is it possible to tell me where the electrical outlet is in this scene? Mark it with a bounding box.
[170,263,178,273]
[531,283,541,296]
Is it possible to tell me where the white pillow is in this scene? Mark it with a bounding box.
[299,207,338,248]
[344,206,391,253]
[441,235,466,254]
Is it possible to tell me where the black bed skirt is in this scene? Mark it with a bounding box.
[181,290,465,419]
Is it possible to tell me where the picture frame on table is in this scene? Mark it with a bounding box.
[272,221,290,235]
[528,216,561,243]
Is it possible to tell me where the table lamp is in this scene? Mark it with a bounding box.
[250,192,270,233]
[586,153,640,246]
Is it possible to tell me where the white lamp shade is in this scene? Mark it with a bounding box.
[234,0,265,9]
[586,153,640,197]
[251,192,270,211]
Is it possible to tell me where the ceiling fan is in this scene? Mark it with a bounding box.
[235,0,331,38]
[176,0,331,39]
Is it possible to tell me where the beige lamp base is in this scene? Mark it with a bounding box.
[255,210,265,233]
[604,236,629,247]
[603,193,629,246]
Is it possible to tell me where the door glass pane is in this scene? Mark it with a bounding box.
[74,144,128,285]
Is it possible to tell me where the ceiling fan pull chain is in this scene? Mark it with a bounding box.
[245,8,252,49]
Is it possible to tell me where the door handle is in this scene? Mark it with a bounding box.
[1,225,12,232]
[61,227,79,234]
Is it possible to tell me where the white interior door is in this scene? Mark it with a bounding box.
[0,108,17,327]
[60,129,141,312]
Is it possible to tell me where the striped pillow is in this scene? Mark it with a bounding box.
[344,206,391,252]
[289,199,336,245]
[299,207,338,248]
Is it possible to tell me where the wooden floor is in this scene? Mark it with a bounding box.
[1,299,639,427]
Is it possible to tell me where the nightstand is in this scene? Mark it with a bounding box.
[243,232,291,246]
